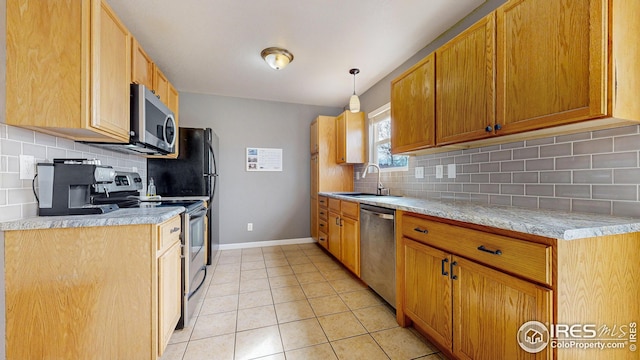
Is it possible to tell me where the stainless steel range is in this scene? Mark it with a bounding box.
[93,171,208,329]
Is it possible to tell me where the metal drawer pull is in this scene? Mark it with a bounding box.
[441,258,449,276]
[413,227,429,234]
[170,227,180,234]
[477,245,502,255]
[450,261,458,280]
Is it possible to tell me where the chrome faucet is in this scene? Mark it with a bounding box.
[361,163,386,195]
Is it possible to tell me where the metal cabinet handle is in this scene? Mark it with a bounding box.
[413,227,429,234]
[477,245,502,255]
[495,124,502,131]
[485,125,493,132]
[450,261,458,280]
[170,227,180,234]
[441,258,449,276]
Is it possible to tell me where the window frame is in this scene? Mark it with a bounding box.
[368,103,409,172]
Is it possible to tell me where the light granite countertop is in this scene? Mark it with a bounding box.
[0,207,185,231]
[320,192,640,240]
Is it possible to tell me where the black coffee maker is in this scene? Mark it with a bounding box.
[37,159,119,216]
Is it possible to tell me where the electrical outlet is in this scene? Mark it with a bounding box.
[435,165,443,179]
[247,223,253,232]
[19,155,36,180]
[415,166,424,179]
[448,163,457,179]
[356,171,360,180]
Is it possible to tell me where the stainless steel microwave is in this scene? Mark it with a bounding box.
[82,84,176,156]
[130,83,176,154]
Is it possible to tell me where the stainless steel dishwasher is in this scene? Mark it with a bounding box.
[360,204,396,308]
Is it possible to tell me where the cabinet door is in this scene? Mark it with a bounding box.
[403,239,453,349]
[328,212,342,258]
[336,111,365,164]
[311,154,319,197]
[311,197,318,241]
[452,256,552,360]
[391,53,436,153]
[336,112,347,163]
[131,37,154,89]
[340,216,360,276]
[436,14,496,145]
[310,119,319,154]
[496,0,606,135]
[165,83,180,158]
[154,66,170,104]
[158,241,182,356]
[91,0,131,141]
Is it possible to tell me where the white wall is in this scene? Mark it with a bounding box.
[179,92,341,245]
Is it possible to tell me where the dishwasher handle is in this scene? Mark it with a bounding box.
[360,208,394,220]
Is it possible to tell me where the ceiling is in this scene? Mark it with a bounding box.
[107,0,485,108]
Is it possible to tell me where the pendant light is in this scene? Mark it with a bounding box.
[349,68,360,113]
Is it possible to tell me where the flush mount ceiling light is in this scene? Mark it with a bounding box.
[260,47,294,70]
[349,68,360,113]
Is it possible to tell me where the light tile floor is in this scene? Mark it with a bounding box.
[161,243,449,360]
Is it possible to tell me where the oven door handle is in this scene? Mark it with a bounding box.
[188,265,207,300]
[189,207,208,220]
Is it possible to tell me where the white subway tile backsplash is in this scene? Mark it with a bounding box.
[592,152,637,169]
[614,134,640,151]
[1,139,21,156]
[593,185,637,201]
[573,170,612,184]
[34,132,57,146]
[613,168,640,184]
[7,126,35,143]
[354,125,640,217]
[0,124,146,222]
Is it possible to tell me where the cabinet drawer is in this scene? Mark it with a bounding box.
[318,196,328,208]
[341,201,359,219]
[319,207,328,221]
[402,214,551,285]
[318,219,328,234]
[318,231,328,249]
[328,198,341,212]
[158,216,181,251]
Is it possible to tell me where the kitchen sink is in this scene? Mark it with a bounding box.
[333,192,401,198]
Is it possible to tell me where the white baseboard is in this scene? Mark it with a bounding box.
[218,237,315,250]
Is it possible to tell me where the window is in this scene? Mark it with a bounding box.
[369,103,408,171]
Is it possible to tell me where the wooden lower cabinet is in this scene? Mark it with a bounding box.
[4,216,182,359]
[328,210,342,258]
[403,239,453,348]
[452,256,552,360]
[340,215,359,275]
[325,199,360,277]
[157,240,182,356]
[402,238,552,360]
[398,211,640,360]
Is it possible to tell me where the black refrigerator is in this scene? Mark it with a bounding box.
[147,127,220,264]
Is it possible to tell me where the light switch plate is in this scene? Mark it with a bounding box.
[435,165,443,179]
[19,155,36,180]
[448,163,456,179]
[415,166,424,179]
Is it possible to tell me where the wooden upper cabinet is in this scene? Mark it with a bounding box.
[310,120,319,154]
[495,0,606,134]
[92,0,131,139]
[436,14,496,146]
[154,66,170,104]
[391,53,436,154]
[336,111,365,164]
[6,0,130,142]
[131,37,154,89]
